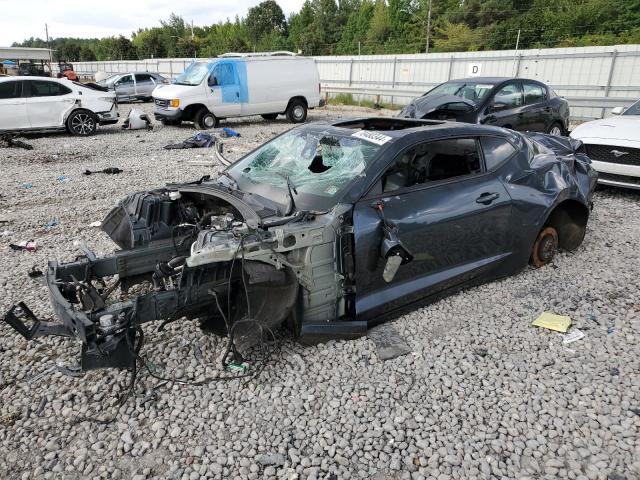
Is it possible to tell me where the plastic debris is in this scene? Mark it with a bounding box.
[9,240,37,252]
[562,329,585,344]
[27,366,56,385]
[27,267,43,279]
[164,132,217,150]
[89,221,102,228]
[44,218,59,230]
[57,175,70,183]
[21,182,33,189]
[607,326,615,335]
[611,367,620,376]
[122,108,153,130]
[83,167,123,176]
[221,127,241,138]
[368,324,412,361]
[35,396,48,416]
[532,312,572,333]
[56,363,84,378]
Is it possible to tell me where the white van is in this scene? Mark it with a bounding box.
[153,52,322,128]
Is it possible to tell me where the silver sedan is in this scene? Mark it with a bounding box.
[97,72,168,102]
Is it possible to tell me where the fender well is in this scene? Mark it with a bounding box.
[544,199,589,251]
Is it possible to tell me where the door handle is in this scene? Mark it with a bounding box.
[476,192,500,205]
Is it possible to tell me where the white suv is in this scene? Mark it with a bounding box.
[0,76,118,136]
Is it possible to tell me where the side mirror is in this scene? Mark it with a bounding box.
[611,106,625,116]
[372,201,413,283]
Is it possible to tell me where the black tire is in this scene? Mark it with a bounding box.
[261,113,279,120]
[530,226,559,268]
[66,110,97,136]
[548,122,565,136]
[286,99,307,123]
[195,107,218,129]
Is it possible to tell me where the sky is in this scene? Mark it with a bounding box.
[0,0,306,46]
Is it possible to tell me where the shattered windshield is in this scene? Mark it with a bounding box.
[425,82,495,103]
[229,129,383,210]
[622,100,640,116]
[174,62,210,86]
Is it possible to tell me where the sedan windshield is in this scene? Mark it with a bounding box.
[174,62,210,86]
[622,100,640,116]
[425,82,495,103]
[228,129,383,211]
[100,74,120,86]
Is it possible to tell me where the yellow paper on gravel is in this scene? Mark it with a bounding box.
[532,312,572,333]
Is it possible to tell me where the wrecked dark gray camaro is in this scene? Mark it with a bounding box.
[4,118,597,370]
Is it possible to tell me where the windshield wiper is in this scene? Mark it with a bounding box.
[276,173,297,216]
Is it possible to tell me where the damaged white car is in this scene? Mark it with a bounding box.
[0,76,118,136]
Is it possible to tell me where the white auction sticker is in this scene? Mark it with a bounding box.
[352,130,393,146]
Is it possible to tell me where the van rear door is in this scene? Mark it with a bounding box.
[207,62,243,118]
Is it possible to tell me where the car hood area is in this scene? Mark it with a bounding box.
[398,93,477,120]
[152,83,202,100]
[570,116,640,145]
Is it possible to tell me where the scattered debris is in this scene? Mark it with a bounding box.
[83,167,123,176]
[35,396,48,416]
[27,366,56,385]
[44,218,59,231]
[9,240,37,252]
[532,312,572,333]
[607,326,615,335]
[56,363,84,378]
[89,221,102,228]
[563,329,585,344]
[57,175,70,183]
[221,127,241,138]
[122,108,153,130]
[27,267,43,279]
[164,132,217,150]
[611,367,620,376]
[21,182,33,189]
[586,312,600,325]
[368,324,412,361]
[0,134,33,150]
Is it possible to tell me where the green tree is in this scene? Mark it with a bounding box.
[434,21,482,52]
[246,0,287,47]
[366,0,390,52]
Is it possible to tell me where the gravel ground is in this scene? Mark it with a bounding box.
[1,103,639,480]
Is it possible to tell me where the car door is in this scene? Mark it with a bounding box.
[352,136,513,320]
[134,73,155,98]
[206,62,242,117]
[481,82,525,130]
[113,74,135,101]
[25,80,76,128]
[521,82,548,132]
[0,80,30,130]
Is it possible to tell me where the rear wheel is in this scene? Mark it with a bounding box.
[548,122,564,136]
[66,110,97,136]
[195,108,218,129]
[261,113,279,120]
[286,99,307,123]
[530,226,559,268]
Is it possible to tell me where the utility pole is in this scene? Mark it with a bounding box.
[45,23,53,66]
[191,20,196,58]
[512,28,521,76]
[358,41,361,56]
[425,0,432,54]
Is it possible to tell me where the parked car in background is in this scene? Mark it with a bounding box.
[2,117,597,370]
[399,77,570,135]
[153,52,322,128]
[97,72,168,102]
[17,61,51,77]
[0,76,118,135]
[570,99,640,189]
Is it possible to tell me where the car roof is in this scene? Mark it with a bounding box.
[0,76,66,82]
[449,76,548,85]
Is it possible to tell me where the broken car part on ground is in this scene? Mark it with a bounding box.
[3,117,597,372]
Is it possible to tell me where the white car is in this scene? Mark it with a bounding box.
[153,52,322,129]
[570,100,640,189]
[0,76,119,136]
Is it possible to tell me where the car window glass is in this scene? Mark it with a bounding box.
[0,81,21,99]
[622,99,640,116]
[382,138,482,193]
[117,75,133,85]
[493,83,523,109]
[523,83,545,105]
[28,81,71,97]
[481,137,517,170]
[135,73,153,82]
[211,63,235,86]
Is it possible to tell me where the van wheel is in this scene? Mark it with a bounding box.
[530,227,558,268]
[67,110,97,136]
[261,113,279,120]
[286,100,307,123]
[195,108,218,129]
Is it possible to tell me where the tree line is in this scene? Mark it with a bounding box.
[13,0,640,62]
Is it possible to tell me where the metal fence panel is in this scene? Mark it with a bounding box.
[73,44,640,121]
